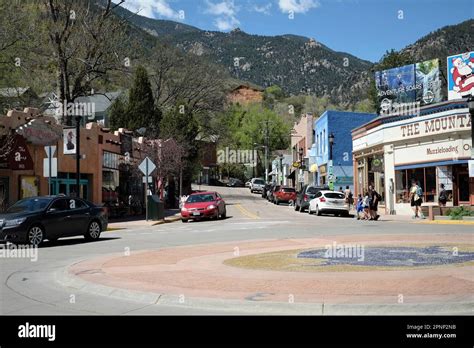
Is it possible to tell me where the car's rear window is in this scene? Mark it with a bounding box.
[282,188,295,192]
[253,179,265,185]
[306,186,320,194]
[186,194,215,203]
[324,192,345,199]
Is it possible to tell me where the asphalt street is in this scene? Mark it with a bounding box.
[1,186,472,315]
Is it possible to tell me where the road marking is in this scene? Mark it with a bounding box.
[235,204,261,219]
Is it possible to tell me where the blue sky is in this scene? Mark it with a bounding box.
[121,0,474,62]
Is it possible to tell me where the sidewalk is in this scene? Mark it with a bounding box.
[107,209,181,230]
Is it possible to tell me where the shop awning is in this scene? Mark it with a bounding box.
[395,159,469,170]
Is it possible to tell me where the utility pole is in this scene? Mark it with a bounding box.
[75,115,81,198]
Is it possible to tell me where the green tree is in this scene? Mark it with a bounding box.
[108,96,127,130]
[126,66,161,136]
[160,101,200,194]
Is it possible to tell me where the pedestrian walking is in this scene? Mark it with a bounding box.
[369,185,381,221]
[409,180,424,219]
[344,185,353,209]
[355,194,364,220]
[438,183,448,207]
[362,190,371,220]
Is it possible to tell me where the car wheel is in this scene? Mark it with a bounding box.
[308,206,313,215]
[315,205,321,216]
[181,218,188,223]
[85,220,101,241]
[221,209,227,219]
[27,225,44,246]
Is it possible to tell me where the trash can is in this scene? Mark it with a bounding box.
[147,195,165,220]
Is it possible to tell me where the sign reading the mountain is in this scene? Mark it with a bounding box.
[399,113,471,138]
[447,51,474,100]
[139,157,156,176]
[375,59,441,110]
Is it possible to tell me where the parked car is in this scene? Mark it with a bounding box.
[181,191,226,222]
[294,185,329,212]
[0,195,108,245]
[250,178,266,193]
[245,180,251,188]
[227,178,245,187]
[267,184,281,203]
[273,186,297,205]
[308,190,350,217]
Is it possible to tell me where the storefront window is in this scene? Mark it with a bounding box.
[396,166,441,204]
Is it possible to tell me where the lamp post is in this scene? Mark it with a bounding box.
[279,154,284,185]
[328,132,335,190]
[75,115,81,198]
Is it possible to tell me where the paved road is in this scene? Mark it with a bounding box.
[1,186,472,315]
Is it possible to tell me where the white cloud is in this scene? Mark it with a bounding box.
[205,0,240,31]
[278,0,320,14]
[253,3,272,15]
[120,0,182,20]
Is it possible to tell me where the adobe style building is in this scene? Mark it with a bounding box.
[0,108,150,215]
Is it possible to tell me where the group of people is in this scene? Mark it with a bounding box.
[354,185,381,221]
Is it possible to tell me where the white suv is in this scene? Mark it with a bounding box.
[250,178,265,193]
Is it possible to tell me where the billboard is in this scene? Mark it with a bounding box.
[63,128,77,155]
[375,59,441,110]
[447,51,474,100]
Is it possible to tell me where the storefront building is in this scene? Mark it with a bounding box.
[352,100,473,215]
[0,108,150,213]
[311,110,377,191]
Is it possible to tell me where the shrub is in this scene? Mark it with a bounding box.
[448,206,474,220]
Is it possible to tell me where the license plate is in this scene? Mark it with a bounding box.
[192,212,201,216]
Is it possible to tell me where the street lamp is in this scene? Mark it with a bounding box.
[328,132,335,161]
[254,143,268,181]
[279,153,284,185]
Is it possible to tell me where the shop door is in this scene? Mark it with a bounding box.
[458,172,470,203]
[51,178,89,200]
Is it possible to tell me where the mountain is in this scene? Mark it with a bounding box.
[114,7,373,104]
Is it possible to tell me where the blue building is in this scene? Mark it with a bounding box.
[310,110,377,190]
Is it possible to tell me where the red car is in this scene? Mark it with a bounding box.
[181,191,226,222]
[273,186,297,205]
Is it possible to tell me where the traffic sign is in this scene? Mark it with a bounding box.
[139,157,156,176]
[44,146,56,157]
[142,176,152,183]
[43,158,57,177]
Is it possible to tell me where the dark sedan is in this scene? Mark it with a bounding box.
[0,196,108,245]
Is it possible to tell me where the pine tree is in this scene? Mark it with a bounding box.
[108,96,127,130]
[126,66,161,136]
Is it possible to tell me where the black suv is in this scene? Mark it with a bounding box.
[294,185,329,212]
[0,196,108,245]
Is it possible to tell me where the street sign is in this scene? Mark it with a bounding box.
[44,146,57,157]
[139,157,156,176]
[43,158,58,177]
[139,157,156,221]
[142,176,153,183]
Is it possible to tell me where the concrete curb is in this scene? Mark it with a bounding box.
[55,265,474,315]
[152,214,182,226]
